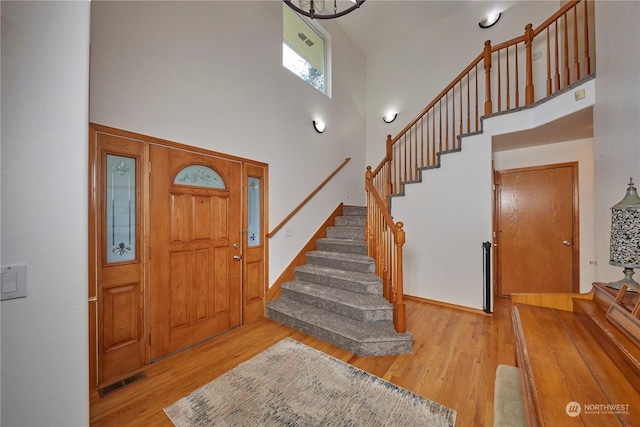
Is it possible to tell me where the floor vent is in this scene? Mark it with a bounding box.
[98,371,147,398]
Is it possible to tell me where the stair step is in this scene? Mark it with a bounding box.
[266,299,413,356]
[327,226,365,240]
[335,215,366,227]
[342,206,367,216]
[316,237,367,255]
[294,264,382,295]
[281,280,392,322]
[306,250,375,274]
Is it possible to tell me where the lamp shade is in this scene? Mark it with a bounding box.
[609,178,640,268]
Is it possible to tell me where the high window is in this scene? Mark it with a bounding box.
[283,4,329,95]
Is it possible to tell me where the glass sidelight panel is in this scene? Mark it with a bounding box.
[247,177,261,247]
[174,165,225,189]
[106,154,136,263]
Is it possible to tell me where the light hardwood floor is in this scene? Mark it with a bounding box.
[90,296,516,426]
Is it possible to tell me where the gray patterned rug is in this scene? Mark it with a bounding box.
[164,338,456,426]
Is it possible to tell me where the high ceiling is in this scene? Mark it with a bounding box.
[332,0,473,56]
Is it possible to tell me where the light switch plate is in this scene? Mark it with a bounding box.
[1,264,27,301]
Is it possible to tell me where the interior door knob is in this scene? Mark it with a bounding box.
[562,240,572,246]
[233,254,243,261]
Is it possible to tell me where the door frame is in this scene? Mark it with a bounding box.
[88,123,269,388]
[493,161,580,296]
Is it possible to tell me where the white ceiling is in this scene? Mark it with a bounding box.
[333,0,472,56]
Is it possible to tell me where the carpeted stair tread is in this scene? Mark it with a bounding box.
[326,226,365,240]
[335,216,366,227]
[294,264,382,295]
[342,206,367,216]
[282,280,392,321]
[267,205,412,356]
[316,237,368,255]
[306,250,375,273]
[266,299,412,356]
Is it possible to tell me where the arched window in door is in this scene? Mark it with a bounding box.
[173,165,226,189]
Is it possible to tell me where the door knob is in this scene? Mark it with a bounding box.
[233,254,243,261]
[562,240,572,246]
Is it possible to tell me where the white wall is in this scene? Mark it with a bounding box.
[89,1,367,285]
[593,0,640,283]
[1,1,90,426]
[365,0,560,168]
[392,134,493,309]
[493,138,596,293]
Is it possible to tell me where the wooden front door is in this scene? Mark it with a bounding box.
[496,163,579,295]
[149,144,242,360]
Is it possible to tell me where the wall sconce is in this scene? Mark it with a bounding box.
[313,120,326,133]
[479,12,501,29]
[383,113,398,123]
[608,178,640,290]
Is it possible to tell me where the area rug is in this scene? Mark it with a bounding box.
[164,337,456,427]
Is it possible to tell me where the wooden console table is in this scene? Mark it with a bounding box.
[512,283,640,426]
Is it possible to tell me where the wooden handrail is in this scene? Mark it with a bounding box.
[365,166,406,333]
[388,51,485,149]
[266,157,351,238]
[371,0,592,203]
[365,170,396,228]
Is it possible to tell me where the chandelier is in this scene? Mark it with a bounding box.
[283,0,366,19]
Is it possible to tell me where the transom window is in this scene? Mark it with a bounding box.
[283,4,328,94]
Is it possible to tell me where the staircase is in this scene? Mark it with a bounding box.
[266,206,413,356]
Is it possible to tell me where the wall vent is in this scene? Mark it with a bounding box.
[98,371,147,398]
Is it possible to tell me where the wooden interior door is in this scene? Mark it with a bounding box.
[91,129,146,385]
[149,144,242,360]
[242,164,267,323]
[496,163,579,295]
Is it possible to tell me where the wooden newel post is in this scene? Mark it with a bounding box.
[483,40,493,116]
[524,23,535,105]
[394,222,406,334]
[385,135,393,199]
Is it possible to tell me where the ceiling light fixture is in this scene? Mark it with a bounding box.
[479,12,501,29]
[284,0,366,20]
[313,120,326,133]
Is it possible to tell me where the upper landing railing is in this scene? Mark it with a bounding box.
[371,0,594,202]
